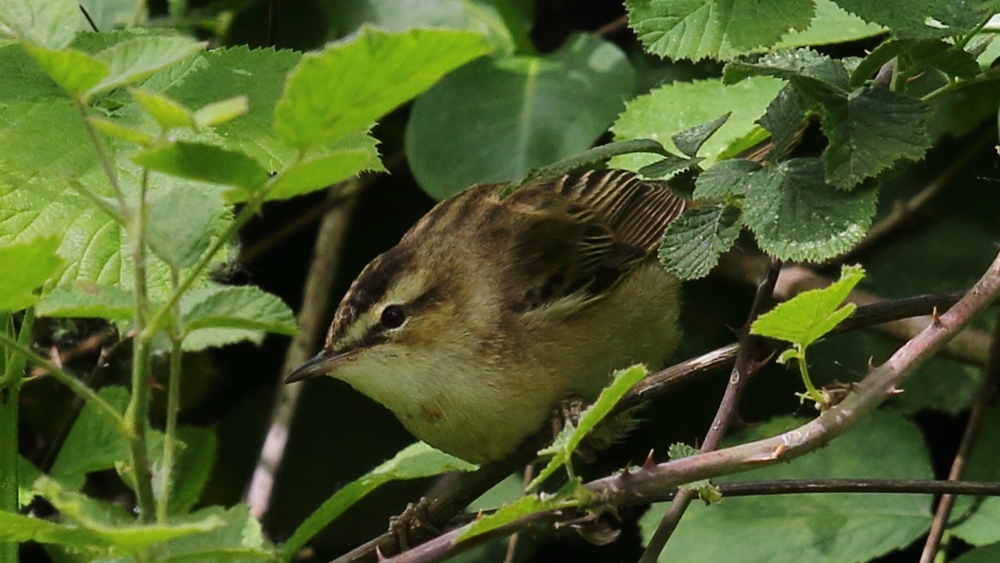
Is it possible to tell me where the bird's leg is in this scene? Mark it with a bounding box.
[552,396,600,462]
[552,396,641,463]
[388,497,441,552]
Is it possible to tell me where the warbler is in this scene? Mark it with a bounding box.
[285,169,685,463]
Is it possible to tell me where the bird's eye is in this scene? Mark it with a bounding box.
[380,305,406,329]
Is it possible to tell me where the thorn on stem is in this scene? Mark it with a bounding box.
[643,449,656,468]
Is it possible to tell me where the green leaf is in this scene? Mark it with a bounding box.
[192,96,249,129]
[644,411,933,563]
[774,0,884,49]
[458,493,568,542]
[757,85,806,161]
[0,0,81,49]
[0,45,283,300]
[88,35,205,96]
[953,543,1000,563]
[131,88,195,131]
[76,0,142,33]
[672,113,731,157]
[0,511,106,548]
[50,386,129,490]
[22,45,108,96]
[133,142,269,193]
[146,184,227,268]
[833,0,998,38]
[36,281,134,320]
[0,42,66,102]
[181,285,297,337]
[820,86,931,189]
[407,33,634,200]
[740,158,878,262]
[751,264,865,346]
[515,139,671,187]
[274,27,490,150]
[152,505,273,562]
[466,473,527,513]
[693,158,762,199]
[666,444,717,499]
[0,237,62,311]
[637,154,700,180]
[282,442,476,559]
[715,126,772,161]
[658,204,742,280]
[667,442,699,460]
[625,0,817,61]
[529,365,647,490]
[156,46,303,171]
[178,328,264,352]
[903,39,981,80]
[88,116,154,145]
[320,0,526,55]
[264,136,384,202]
[928,75,1000,140]
[610,77,784,173]
[0,171,221,302]
[723,48,850,92]
[16,456,41,508]
[32,476,224,552]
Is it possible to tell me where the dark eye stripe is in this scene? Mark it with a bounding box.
[330,246,414,339]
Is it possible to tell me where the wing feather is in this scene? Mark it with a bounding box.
[505,169,686,312]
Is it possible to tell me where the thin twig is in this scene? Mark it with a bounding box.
[77,103,130,224]
[594,15,629,38]
[36,329,120,473]
[157,267,185,523]
[27,327,116,379]
[0,311,34,518]
[123,169,156,522]
[0,331,124,430]
[638,258,781,563]
[245,181,359,520]
[919,305,1000,563]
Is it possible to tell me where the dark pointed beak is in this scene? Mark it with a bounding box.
[284,350,351,384]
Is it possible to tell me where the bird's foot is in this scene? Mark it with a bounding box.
[551,396,640,463]
[388,497,440,552]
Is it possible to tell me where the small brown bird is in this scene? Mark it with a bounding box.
[286,169,685,463]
